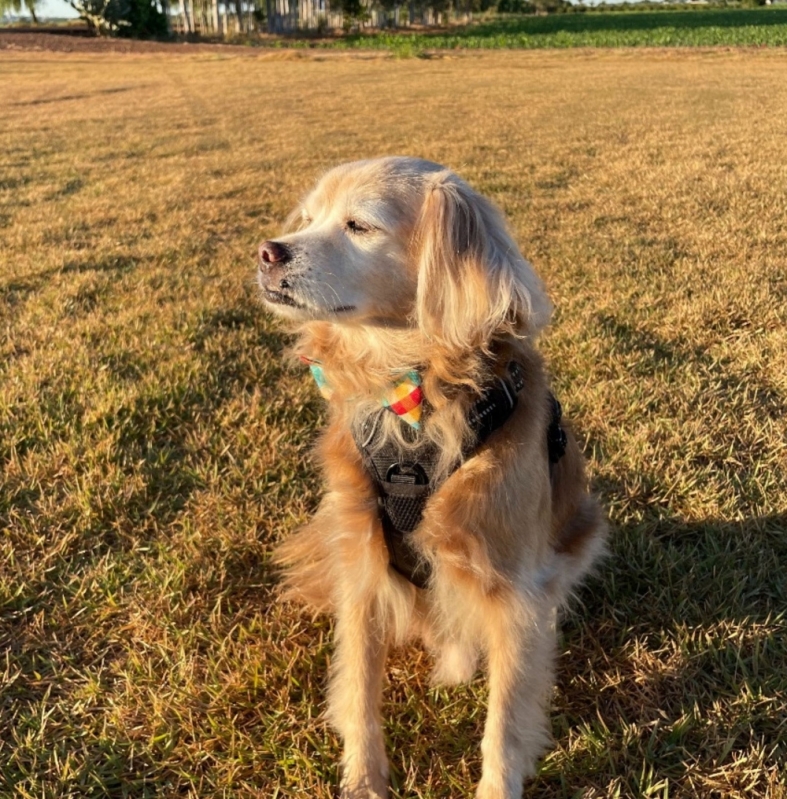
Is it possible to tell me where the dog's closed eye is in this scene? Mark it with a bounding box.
[345,219,370,235]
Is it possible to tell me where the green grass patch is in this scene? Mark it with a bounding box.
[266,8,787,52]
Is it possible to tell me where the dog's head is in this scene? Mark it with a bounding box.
[258,157,552,348]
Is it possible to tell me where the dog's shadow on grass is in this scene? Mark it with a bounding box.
[541,510,786,793]
[559,510,785,795]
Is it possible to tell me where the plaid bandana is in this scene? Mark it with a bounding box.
[300,357,423,430]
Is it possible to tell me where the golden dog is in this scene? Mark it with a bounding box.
[259,157,606,799]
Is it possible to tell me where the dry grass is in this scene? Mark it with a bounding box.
[1,48,786,798]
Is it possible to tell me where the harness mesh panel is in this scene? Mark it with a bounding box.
[383,494,428,533]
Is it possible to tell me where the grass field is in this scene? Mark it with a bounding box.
[1,48,786,798]
[265,8,787,52]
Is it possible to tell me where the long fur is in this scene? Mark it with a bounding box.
[264,157,606,799]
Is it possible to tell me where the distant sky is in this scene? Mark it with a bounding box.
[42,0,79,17]
[5,0,79,18]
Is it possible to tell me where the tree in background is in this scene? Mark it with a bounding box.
[68,0,168,35]
[124,0,168,35]
[0,0,41,23]
[332,0,370,28]
[68,0,127,32]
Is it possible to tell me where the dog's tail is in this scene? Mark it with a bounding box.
[272,517,336,614]
[554,493,607,588]
[546,420,608,596]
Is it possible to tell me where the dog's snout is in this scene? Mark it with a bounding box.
[259,240,292,268]
[257,240,295,296]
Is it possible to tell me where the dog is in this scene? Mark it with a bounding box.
[258,157,606,799]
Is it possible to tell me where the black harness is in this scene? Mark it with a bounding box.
[352,362,567,589]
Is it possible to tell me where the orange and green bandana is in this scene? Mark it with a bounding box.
[300,357,423,430]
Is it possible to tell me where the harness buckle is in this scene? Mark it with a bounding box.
[386,462,428,486]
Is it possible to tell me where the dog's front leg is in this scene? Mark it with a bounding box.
[476,598,555,799]
[328,594,390,799]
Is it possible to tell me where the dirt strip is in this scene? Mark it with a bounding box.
[0,27,274,53]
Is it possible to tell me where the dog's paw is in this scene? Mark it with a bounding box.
[340,776,388,799]
[340,762,389,799]
[475,767,532,799]
[475,782,519,799]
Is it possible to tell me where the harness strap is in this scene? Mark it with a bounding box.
[547,393,568,470]
[352,363,566,589]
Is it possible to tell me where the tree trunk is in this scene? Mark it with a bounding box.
[160,0,172,34]
[26,0,39,23]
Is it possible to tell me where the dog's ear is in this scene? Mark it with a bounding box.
[413,171,552,352]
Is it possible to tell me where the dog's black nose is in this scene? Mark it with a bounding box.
[259,240,292,267]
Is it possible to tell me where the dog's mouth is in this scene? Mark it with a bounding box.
[263,288,304,309]
[262,288,356,317]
